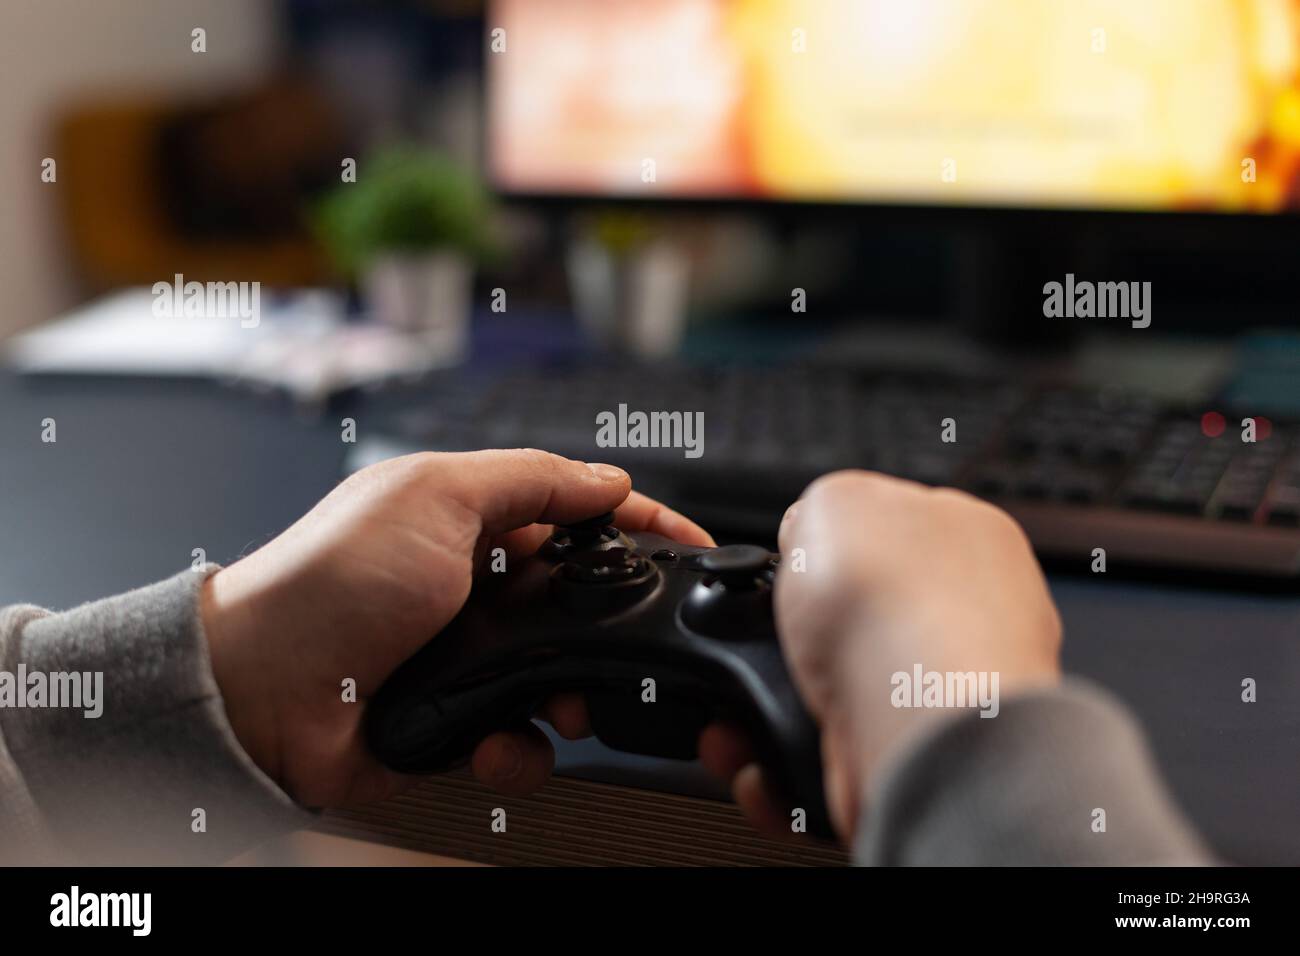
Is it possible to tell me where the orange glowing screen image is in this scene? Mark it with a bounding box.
[489,0,1300,212]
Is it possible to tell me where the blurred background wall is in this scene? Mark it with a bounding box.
[0,0,279,337]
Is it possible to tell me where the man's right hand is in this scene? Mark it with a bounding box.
[700,471,1063,841]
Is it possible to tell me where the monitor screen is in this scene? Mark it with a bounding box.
[488,0,1300,213]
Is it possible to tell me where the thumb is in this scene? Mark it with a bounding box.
[411,448,632,536]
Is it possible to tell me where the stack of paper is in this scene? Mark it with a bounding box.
[4,289,459,404]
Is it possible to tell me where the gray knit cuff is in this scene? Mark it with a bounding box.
[854,679,1212,866]
[0,567,311,863]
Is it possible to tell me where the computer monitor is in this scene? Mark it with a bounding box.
[486,0,1300,337]
[489,0,1300,214]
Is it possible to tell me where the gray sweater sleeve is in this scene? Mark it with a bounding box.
[0,568,311,864]
[853,680,1213,865]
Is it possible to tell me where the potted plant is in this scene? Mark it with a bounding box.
[314,147,498,361]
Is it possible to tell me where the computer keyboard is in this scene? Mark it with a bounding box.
[363,361,1300,586]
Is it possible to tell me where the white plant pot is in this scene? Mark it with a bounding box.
[567,238,690,359]
[364,250,472,363]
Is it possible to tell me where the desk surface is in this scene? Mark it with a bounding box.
[2,370,1298,864]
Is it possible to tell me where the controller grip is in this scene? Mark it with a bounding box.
[366,650,834,839]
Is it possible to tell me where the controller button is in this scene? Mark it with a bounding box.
[651,549,678,562]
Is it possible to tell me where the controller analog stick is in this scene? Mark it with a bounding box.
[564,511,617,535]
[697,544,773,588]
[681,545,778,640]
[542,511,631,558]
[560,548,648,583]
[552,547,660,613]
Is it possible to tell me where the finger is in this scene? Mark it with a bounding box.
[346,763,421,806]
[777,501,801,554]
[732,764,794,841]
[699,727,794,840]
[476,523,553,568]
[412,449,633,537]
[539,692,591,740]
[614,491,715,547]
[698,722,756,781]
[480,490,715,570]
[779,469,929,553]
[469,724,556,796]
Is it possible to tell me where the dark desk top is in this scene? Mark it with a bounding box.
[2,370,1298,864]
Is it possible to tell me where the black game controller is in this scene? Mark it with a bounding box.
[366,512,833,838]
